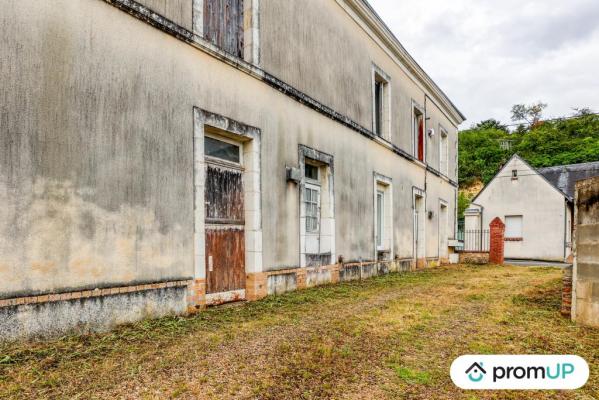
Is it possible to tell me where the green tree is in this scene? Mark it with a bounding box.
[459,106,599,189]
[511,102,548,126]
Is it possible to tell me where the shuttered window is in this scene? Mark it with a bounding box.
[204,0,244,58]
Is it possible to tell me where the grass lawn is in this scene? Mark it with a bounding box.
[1,265,598,399]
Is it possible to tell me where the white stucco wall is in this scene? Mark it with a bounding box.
[473,156,570,262]
[0,0,461,299]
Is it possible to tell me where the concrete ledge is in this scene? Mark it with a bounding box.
[259,259,419,297]
[0,280,190,309]
[0,286,187,341]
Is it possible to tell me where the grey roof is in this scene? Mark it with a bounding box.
[538,161,599,200]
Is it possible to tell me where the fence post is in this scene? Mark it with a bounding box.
[489,217,505,265]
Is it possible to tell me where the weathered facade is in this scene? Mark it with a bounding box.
[572,176,599,327]
[0,0,464,340]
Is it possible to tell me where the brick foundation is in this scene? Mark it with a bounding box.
[561,266,573,317]
[246,272,268,301]
[187,279,207,313]
[489,217,506,265]
[0,257,432,314]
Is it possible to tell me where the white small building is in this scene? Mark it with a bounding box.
[465,155,599,262]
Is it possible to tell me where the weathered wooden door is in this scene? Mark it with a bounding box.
[203,0,244,58]
[205,163,245,295]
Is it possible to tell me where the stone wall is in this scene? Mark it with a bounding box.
[562,266,573,317]
[458,252,489,265]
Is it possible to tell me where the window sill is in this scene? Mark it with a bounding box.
[505,237,523,242]
[413,159,426,169]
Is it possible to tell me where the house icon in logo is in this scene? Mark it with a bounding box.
[465,362,487,382]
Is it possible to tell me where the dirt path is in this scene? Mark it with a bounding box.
[1,265,597,399]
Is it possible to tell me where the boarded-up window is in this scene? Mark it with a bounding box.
[505,215,523,238]
[204,0,244,58]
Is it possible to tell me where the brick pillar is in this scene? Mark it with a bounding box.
[296,269,307,290]
[561,265,573,317]
[489,217,505,265]
[187,279,206,314]
[330,264,341,284]
[246,272,267,301]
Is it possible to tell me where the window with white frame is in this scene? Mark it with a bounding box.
[372,66,390,139]
[505,215,523,239]
[305,185,320,233]
[300,149,335,268]
[413,104,425,162]
[376,190,384,248]
[374,176,393,260]
[439,127,449,175]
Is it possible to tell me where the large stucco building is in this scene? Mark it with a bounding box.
[0,0,465,339]
[466,155,599,262]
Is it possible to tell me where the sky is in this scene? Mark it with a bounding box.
[368,0,599,128]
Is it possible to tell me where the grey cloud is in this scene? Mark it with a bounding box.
[368,0,599,126]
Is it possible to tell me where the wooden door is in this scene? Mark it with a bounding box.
[205,163,245,294]
[203,0,244,58]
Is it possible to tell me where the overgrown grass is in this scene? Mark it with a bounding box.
[1,265,597,399]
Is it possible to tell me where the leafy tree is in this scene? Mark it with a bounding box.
[511,102,548,127]
[458,191,471,219]
[473,119,508,132]
[459,106,599,189]
[458,126,510,187]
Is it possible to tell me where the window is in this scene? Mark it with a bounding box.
[512,170,518,180]
[413,106,425,162]
[205,136,241,163]
[305,163,319,181]
[372,67,390,139]
[376,190,384,248]
[374,176,393,259]
[203,0,244,57]
[505,215,523,239]
[440,127,448,175]
[305,185,320,233]
[374,81,384,136]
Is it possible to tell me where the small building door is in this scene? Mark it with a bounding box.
[304,183,321,255]
[439,203,448,259]
[204,137,246,296]
[413,193,425,263]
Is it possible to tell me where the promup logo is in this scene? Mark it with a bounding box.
[451,355,589,390]
[465,362,486,383]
